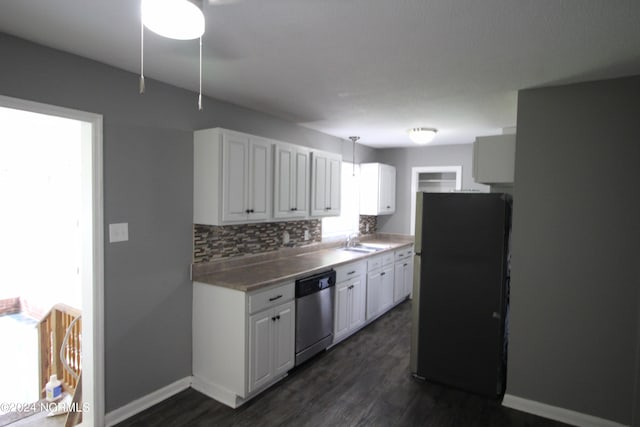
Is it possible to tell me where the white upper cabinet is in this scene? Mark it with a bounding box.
[310,151,342,216]
[360,163,396,216]
[194,128,273,225]
[273,142,310,219]
[473,134,516,184]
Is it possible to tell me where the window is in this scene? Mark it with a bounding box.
[322,162,360,238]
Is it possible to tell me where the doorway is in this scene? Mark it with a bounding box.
[409,166,462,235]
[0,96,104,427]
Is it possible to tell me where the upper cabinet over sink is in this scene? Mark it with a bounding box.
[360,162,396,216]
[194,128,273,225]
[473,134,516,184]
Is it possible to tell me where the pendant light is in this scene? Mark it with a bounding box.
[139,0,205,110]
[349,136,360,177]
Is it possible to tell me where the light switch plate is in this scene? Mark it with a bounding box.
[109,223,129,243]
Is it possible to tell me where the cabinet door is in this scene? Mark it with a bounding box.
[274,145,294,218]
[394,261,405,303]
[272,301,295,377]
[349,277,366,331]
[326,156,341,215]
[293,149,310,216]
[404,258,414,298]
[222,133,249,222]
[334,282,350,341]
[311,154,328,216]
[248,138,272,220]
[275,146,309,219]
[248,310,273,393]
[366,271,381,320]
[380,164,396,214]
[380,266,394,311]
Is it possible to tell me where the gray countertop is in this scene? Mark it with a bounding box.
[192,237,414,292]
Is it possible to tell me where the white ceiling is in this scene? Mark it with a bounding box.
[1,0,640,148]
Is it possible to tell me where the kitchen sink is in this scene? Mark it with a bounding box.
[341,244,387,253]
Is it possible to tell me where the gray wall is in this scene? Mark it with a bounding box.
[375,144,488,234]
[508,76,640,425]
[0,33,348,412]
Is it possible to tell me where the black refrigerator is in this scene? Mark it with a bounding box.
[410,192,511,398]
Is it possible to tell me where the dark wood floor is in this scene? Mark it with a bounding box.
[116,301,567,427]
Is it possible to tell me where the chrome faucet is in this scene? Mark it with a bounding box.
[345,232,360,248]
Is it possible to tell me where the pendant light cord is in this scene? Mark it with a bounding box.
[349,136,360,176]
[140,11,145,95]
[198,36,203,110]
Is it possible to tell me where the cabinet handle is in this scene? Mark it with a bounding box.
[276,315,281,320]
[386,205,391,208]
[293,207,297,211]
[245,209,250,214]
[347,270,356,275]
[272,316,277,322]
[269,295,282,302]
[250,209,255,213]
[381,272,386,276]
[348,285,354,290]
[403,263,408,267]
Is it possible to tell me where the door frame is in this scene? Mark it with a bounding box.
[0,95,105,427]
[409,166,462,235]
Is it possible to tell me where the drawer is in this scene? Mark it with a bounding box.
[382,253,394,266]
[395,247,413,261]
[367,255,382,272]
[248,281,294,314]
[335,261,366,282]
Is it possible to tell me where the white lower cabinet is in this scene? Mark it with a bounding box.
[249,300,294,393]
[394,246,414,303]
[192,280,295,408]
[333,261,366,344]
[366,254,395,320]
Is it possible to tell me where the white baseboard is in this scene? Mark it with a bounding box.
[502,394,628,427]
[191,376,242,409]
[105,376,192,426]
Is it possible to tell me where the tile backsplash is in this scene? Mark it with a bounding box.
[194,219,322,263]
[359,215,377,235]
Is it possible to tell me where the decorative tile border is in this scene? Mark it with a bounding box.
[194,219,322,263]
[359,215,377,235]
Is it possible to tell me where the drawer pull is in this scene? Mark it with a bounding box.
[348,285,354,290]
[403,263,408,267]
[269,295,283,302]
[347,270,356,275]
[381,272,386,276]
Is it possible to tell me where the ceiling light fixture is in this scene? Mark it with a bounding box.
[142,0,205,40]
[139,0,205,110]
[408,127,438,144]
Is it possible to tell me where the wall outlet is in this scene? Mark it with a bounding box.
[283,231,290,245]
[109,223,129,243]
[304,230,310,241]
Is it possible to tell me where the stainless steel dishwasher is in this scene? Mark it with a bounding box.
[294,269,336,366]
